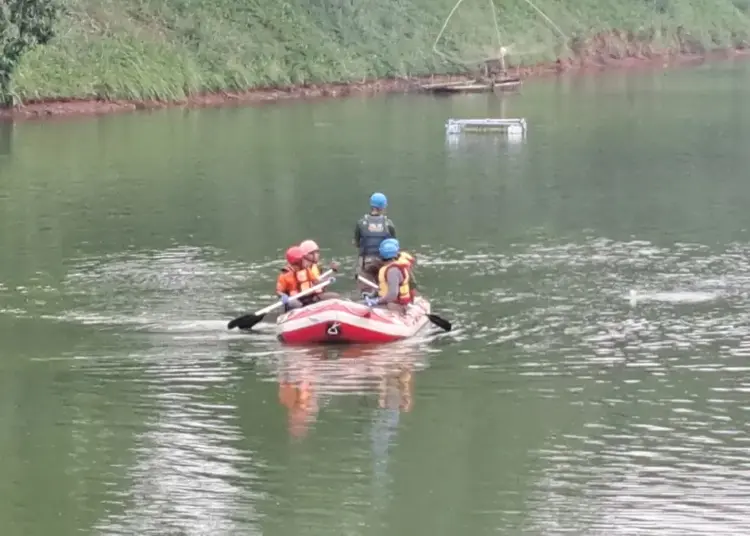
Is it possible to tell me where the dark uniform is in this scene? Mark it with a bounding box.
[354,212,396,284]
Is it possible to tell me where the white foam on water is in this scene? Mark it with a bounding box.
[627,289,720,304]
[141,319,238,333]
[38,312,154,326]
[0,307,28,315]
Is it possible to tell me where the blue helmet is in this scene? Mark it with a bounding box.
[379,238,399,260]
[369,192,387,210]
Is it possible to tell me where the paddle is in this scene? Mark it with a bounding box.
[227,270,335,331]
[357,276,452,332]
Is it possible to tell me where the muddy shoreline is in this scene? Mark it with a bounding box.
[2,44,747,122]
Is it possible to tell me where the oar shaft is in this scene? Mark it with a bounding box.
[359,275,451,331]
[256,269,335,316]
[357,275,379,290]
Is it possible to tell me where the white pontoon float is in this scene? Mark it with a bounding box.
[445,118,527,136]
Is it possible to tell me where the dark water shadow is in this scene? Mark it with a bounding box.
[0,121,12,158]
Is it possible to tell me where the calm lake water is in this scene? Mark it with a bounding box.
[2,58,750,536]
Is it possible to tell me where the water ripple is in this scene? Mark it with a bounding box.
[8,235,750,533]
[409,237,750,532]
[89,347,263,536]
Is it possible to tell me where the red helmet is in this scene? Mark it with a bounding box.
[285,246,304,265]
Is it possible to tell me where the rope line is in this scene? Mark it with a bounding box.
[432,0,569,67]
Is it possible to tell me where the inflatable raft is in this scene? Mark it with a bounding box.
[276,296,432,345]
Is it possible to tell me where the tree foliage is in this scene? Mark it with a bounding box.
[0,0,58,106]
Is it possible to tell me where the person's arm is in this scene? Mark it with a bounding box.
[353,221,361,247]
[276,273,289,296]
[387,218,396,238]
[365,262,380,279]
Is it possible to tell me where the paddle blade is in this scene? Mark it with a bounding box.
[227,313,264,331]
[427,314,452,332]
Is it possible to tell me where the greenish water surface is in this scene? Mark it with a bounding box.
[2,59,750,536]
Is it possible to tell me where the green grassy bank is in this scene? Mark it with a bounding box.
[8,0,750,102]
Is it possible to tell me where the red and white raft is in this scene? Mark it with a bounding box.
[276,296,432,345]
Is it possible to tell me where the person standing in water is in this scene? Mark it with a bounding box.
[353,192,396,288]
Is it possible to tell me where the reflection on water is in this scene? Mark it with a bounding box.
[528,399,750,535]
[259,344,427,532]
[419,236,750,534]
[51,245,433,534]
[275,345,423,438]
[92,348,263,536]
[0,122,12,157]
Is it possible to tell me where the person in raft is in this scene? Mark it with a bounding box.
[299,239,340,280]
[276,245,339,312]
[361,238,414,312]
[353,192,396,288]
[361,238,419,295]
[298,238,341,303]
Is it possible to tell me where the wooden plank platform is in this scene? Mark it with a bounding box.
[420,77,522,94]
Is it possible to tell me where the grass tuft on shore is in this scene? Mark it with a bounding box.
[12,0,750,102]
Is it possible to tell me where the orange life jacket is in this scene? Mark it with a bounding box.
[276,264,313,296]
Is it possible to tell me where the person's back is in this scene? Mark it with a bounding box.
[362,239,413,312]
[366,241,418,294]
[354,192,396,286]
[377,261,410,307]
[276,265,308,297]
[355,212,395,257]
